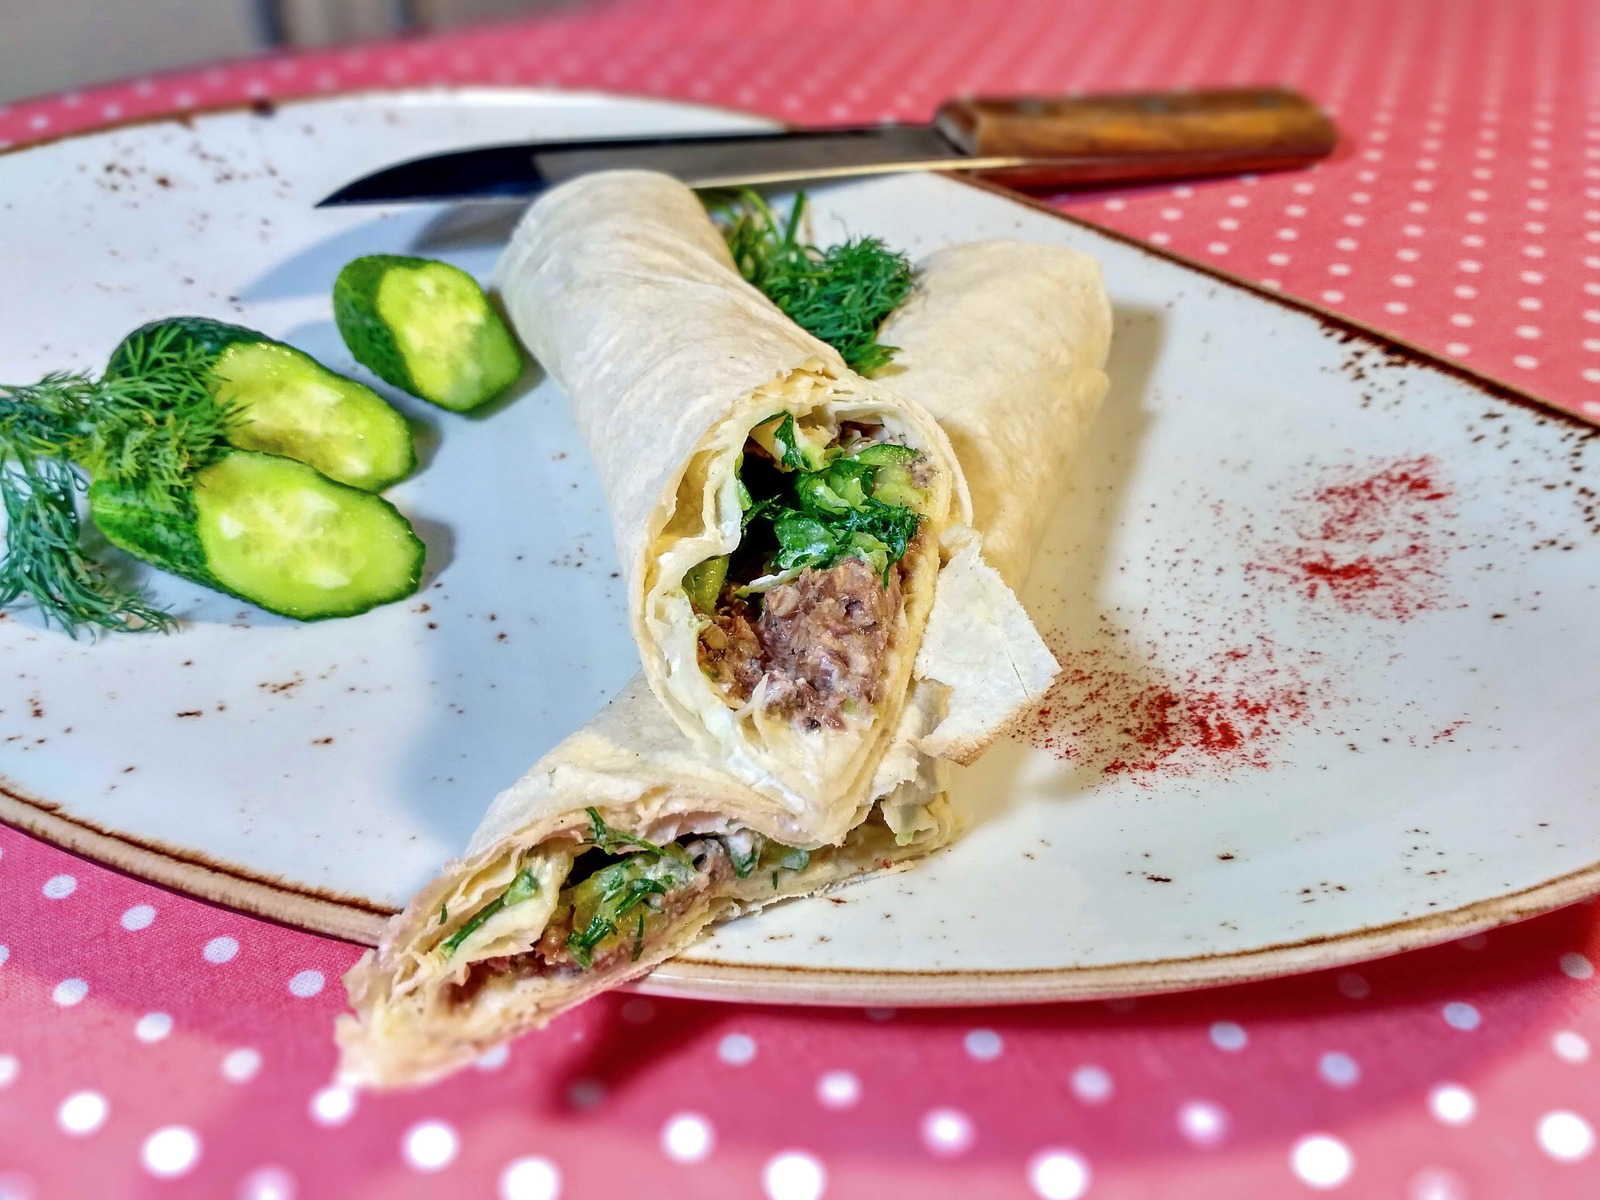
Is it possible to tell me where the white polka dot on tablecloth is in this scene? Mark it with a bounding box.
[661,1113,714,1163]
[0,945,8,969]
[222,1048,261,1083]
[52,978,87,1007]
[134,1012,172,1043]
[403,1120,458,1172]
[500,1157,561,1200]
[620,998,654,1024]
[203,936,238,964]
[41,874,76,899]
[141,1126,201,1178]
[1560,953,1594,979]
[1442,1002,1480,1030]
[1538,1110,1595,1162]
[1178,1100,1228,1147]
[1429,1083,1476,1125]
[921,1108,973,1156]
[0,1056,17,1088]
[1028,1149,1090,1200]
[565,1079,604,1111]
[762,1151,825,1200]
[475,1044,510,1072]
[1291,1134,1354,1188]
[1408,1166,1469,1200]
[1318,1052,1360,1088]
[238,1165,295,1200]
[1209,1021,1248,1051]
[816,1070,860,1110]
[120,905,155,931]
[309,1085,356,1126]
[718,1033,756,1065]
[964,1029,1003,1061]
[56,1091,108,1135]
[1553,1030,1591,1063]
[287,970,324,998]
[1070,1064,1113,1104]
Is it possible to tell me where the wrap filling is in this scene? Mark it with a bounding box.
[441,809,832,995]
[690,414,929,731]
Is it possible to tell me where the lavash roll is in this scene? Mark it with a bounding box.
[879,239,1113,593]
[338,678,951,1089]
[335,220,1111,1091]
[491,170,1055,837]
[880,239,1112,759]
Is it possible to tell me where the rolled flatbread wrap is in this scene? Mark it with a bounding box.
[336,231,1110,1090]
[492,171,1057,833]
[879,239,1112,759]
[339,678,950,1088]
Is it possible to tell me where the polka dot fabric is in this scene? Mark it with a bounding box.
[1,0,1599,1194]
[3,827,1600,1197]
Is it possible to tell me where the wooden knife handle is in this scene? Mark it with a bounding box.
[935,87,1337,189]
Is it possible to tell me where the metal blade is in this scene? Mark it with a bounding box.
[317,125,972,207]
[318,143,549,206]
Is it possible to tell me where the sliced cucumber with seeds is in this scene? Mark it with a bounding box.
[333,255,524,412]
[108,317,415,492]
[89,450,423,620]
[684,554,729,614]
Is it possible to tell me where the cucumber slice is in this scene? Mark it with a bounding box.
[853,443,918,466]
[90,450,424,620]
[210,341,415,492]
[684,554,729,613]
[333,255,524,412]
[869,462,923,509]
[108,317,415,492]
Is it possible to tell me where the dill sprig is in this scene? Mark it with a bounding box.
[0,327,238,636]
[713,189,915,375]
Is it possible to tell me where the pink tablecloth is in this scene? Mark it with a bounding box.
[2,1,1598,1196]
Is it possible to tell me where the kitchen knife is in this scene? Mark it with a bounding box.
[317,87,1336,206]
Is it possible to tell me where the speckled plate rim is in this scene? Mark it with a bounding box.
[2,89,1597,1006]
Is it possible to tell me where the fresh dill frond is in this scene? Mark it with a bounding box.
[439,866,539,956]
[0,325,239,635]
[0,451,174,635]
[583,806,667,857]
[712,189,915,375]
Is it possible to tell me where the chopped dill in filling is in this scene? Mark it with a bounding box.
[442,809,812,974]
[691,414,928,730]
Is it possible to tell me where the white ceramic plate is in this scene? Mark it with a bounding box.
[2,89,1597,1004]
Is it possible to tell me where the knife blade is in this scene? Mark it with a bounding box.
[317,87,1337,207]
